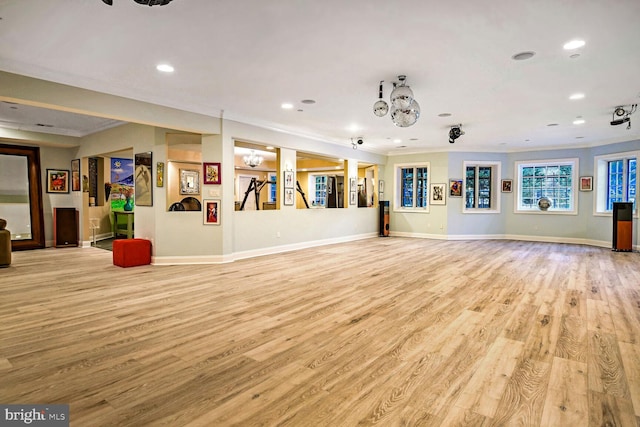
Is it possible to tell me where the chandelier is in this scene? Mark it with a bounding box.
[373,75,421,127]
[243,150,263,168]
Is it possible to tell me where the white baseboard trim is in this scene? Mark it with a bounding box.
[390,231,631,250]
[232,232,378,261]
[151,232,378,265]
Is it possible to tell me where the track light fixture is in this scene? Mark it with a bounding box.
[351,137,364,150]
[373,75,421,127]
[449,124,465,143]
[102,0,174,6]
[610,104,637,129]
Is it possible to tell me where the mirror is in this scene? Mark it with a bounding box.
[0,143,45,250]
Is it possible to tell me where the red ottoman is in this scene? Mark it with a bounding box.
[113,238,151,267]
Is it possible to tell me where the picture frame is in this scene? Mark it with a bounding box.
[284,188,295,205]
[203,162,221,185]
[156,162,164,187]
[46,169,70,193]
[71,159,80,192]
[203,199,221,225]
[284,170,294,189]
[134,152,153,206]
[579,176,593,191]
[430,183,446,205]
[378,180,384,194]
[449,179,462,197]
[501,179,513,193]
[180,169,200,195]
[350,191,356,205]
[349,178,356,193]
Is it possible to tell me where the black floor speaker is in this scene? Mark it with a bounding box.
[54,207,78,247]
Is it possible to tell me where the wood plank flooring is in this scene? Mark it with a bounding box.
[1,238,639,426]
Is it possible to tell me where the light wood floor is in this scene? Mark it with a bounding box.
[1,238,639,426]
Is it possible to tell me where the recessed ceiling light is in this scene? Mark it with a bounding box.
[409,138,419,141]
[563,40,585,50]
[547,123,559,127]
[438,113,452,117]
[569,54,581,59]
[397,145,407,149]
[525,139,531,142]
[156,64,174,73]
[301,99,316,104]
[512,51,536,61]
[569,93,585,100]
[573,119,586,125]
[576,136,585,139]
[281,103,294,109]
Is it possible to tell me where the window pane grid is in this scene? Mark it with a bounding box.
[519,163,573,210]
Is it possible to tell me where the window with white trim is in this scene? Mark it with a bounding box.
[516,158,578,214]
[595,151,637,214]
[394,162,429,210]
[463,161,501,213]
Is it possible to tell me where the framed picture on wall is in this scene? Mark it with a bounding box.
[46,169,70,193]
[134,152,153,206]
[203,162,221,185]
[449,179,462,197]
[71,159,80,191]
[156,162,164,187]
[284,170,294,189]
[284,188,294,205]
[349,178,356,193]
[378,180,384,194]
[350,191,356,205]
[579,176,593,191]
[501,179,513,193]
[203,199,220,225]
[180,169,200,195]
[430,183,446,205]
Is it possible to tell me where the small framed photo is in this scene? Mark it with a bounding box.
[449,179,462,197]
[71,159,81,192]
[135,152,153,206]
[349,178,356,193]
[580,176,593,191]
[46,169,70,193]
[284,188,295,205]
[203,162,221,185]
[430,183,446,205]
[378,180,384,193]
[180,169,200,195]
[501,179,513,193]
[203,199,220,225]
[156,162,164,187]
[284,170,294,189]
[350,191,356,205]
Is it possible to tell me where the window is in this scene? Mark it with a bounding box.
[516,158,578,214]
[595,152,638,214]
[394,163,429,210]
[463,161,501,213]
[313,175,327,207]
[268,172,277,202]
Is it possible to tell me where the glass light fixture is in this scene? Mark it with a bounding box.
[243,150,263,168]
[373,81,389,117]
[374,75,420,127]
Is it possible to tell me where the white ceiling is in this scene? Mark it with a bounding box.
[1,0,639,154]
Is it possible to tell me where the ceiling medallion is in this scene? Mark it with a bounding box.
[373,75,421,127]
